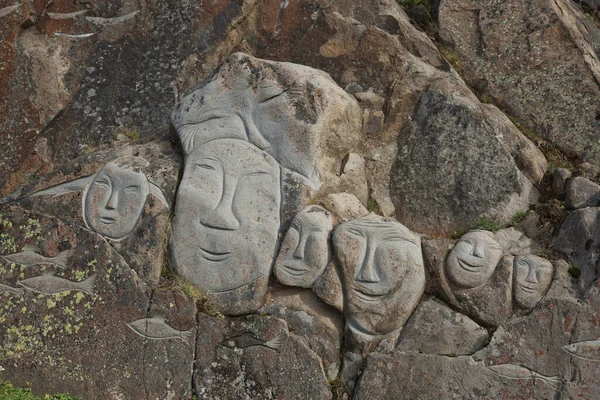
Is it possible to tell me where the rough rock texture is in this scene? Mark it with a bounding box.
[0,0,597,397]
[397,297,489,355]
[439,0,600,165]
[553,167,572,198]
[390,84,542,236]
[565,176,600,208]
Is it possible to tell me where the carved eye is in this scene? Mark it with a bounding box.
[383,235,406,242]
[346,228,363,237]
[94,179,109,187]
[258,85,284,103]
[246,171,269,177]
[196,163,216,170]
[517,260,529,268]
[125,185,140,193]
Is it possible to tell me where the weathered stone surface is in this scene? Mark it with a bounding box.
[333,213,425,341]
[513,254,554,310]
[553,167,572,198]
[312,261,345,312]
[261,287,344,379]
[354,352,564,399]
[565,176,600,208]
[319,193,369,223]
[439,0,600,165]
[494,227,539,256]
[555,206,600,291]
[397,297,489,356]
[194,313,332,400]
[390,84,541,236]
[0,207,195,399]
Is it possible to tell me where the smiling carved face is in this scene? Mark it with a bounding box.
[445,231,503,290]
[170,138,281,294]
[83,162,149,239]
[513,255,553,309]
[274,205,333,288]
[333,215,425,336]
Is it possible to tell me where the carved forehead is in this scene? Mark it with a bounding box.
[338,217,419,246]
[294,206,333,228]
[458,230,501,249]
[95,162,148,185]
[190,139,280,172]
[515,255,553,270]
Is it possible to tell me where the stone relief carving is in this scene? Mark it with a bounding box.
[29,156,169,240]
[127,316,194,347]
[333,213,425,339]
[16,270,95,295]
[274,205,333,288]
[446,230,503,290]
[169,138,281,313]
[513,255,553,309]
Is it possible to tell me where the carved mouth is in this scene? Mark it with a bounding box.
[518,283,537,293]
[352,288,386,303]
[197,247,231,262]
[282,261,310,276]
[100,216,116,224]
[457,258,484,272]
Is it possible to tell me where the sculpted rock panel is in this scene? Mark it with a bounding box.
[274,205,333,288]
[170,138,281,314]
[333,213,425,339]
[29,156,169,240]
[513,255,553,310]
[446,230,503,290]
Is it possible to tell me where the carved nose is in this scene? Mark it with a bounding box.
[293,235,308,259]
[199,179,240,230]
[525,268,539,284]
[105,189,119,210]
[471,242,484,258]
[356,244,380,283]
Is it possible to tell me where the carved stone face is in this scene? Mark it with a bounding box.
[333,215,425,336]
[274,205,333,288]
[83,162,149,239]
[170,139,281,294]
[513,255,553,309]
[446,231,503,290]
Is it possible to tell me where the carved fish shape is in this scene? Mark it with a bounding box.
[1,248,69,270]
[17,271,95,295]
[0,283,23,296]
[220,331,286,352]
[54,32,95,39]
[126,316,194,347]
[563,339,600,361]
[47,10,88,19]
[85,10,140,26]
[487,363,562,390]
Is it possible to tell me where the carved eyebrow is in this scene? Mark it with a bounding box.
[345,227,364,237]
[381,231,418,245]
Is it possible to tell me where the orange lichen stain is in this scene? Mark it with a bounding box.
[564,314,575,333]
[590,307,600,328]
[536,350,545,357]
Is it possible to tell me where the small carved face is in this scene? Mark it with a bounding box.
[84,162,149,239]
[333,215,424,336]
[446,231,503,290]
[170,139,281,293]
[513,255,553,309]
[274,206,333,288]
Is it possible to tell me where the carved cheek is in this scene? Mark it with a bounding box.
[305,232,328,270]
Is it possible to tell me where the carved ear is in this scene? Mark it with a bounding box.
[148,182,169,208]
[29,176,93,198]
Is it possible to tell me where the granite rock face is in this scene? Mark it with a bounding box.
[0,0,597,398]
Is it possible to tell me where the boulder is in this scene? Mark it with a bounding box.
[390,84,541,236]
[565,176,600,208]
[553,168,572,198]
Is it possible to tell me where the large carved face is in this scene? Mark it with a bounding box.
[170,139,281,294]
[513,255,553,309]
[333,215,425,336]
[83,162,149,239]
[446,231,503,290]
[274,205,333,288]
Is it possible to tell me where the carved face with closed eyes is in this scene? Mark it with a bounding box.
[333,214,425,336]
[83,161,150,240]
[445,230,503,290]
[274,205,333,288]
[170,138,281,295]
